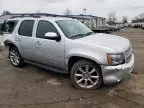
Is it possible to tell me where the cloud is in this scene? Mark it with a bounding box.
[0,0,144,21]
[41,0,68,3]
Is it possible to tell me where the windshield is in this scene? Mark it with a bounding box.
[56,20,93,39]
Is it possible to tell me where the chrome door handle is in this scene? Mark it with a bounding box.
[36,41,41,45]
[15,38,21,42]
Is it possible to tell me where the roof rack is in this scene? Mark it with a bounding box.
[9,13,67,19]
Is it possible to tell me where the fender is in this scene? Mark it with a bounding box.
[4,39,17,48]
[65,50,108,72]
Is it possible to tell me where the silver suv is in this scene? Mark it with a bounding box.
[3,16,134,89]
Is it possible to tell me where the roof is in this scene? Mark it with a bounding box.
[0,15,14,23]
[7,16,72,22]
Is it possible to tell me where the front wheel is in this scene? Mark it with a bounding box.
[9,47,24,67]
[70,60,102,89]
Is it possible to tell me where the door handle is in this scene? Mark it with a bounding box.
[36,41,41,45]
[15,38,21,42]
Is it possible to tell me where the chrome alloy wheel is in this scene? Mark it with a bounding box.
[9,49,20,66]
[74,65,100,89]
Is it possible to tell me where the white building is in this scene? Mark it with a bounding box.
[139,13,144,19]
[68,15,106,30]
[132,13,144,26]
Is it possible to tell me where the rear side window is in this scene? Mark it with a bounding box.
[1,20,18,33]
[18,20,34,37]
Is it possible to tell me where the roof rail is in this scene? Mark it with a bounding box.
[9,13,67,19]
[10,15,40,19]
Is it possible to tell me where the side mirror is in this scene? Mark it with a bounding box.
[44,32,60,41]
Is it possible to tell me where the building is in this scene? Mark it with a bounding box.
[67,15,106,30]
[139,13,144,19]
[132,13,144,25]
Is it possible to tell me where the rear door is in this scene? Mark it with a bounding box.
[1,20,18,45]
[15,20,36,61]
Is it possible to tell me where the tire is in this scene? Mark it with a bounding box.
[9,47,24,67]
[70,60,102,90]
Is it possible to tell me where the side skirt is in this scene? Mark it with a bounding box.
[24,60,68,74]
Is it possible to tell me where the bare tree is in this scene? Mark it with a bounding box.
[107,12,117,25]
[2,10,11,15]
[122,16,128,24]
[64,8,72,16]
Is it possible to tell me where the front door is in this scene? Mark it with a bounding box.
[34,20,65,70]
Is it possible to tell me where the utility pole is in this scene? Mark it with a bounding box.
[83,8,87,15]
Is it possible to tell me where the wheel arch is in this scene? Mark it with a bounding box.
[68,56,101,73]
[4,40,18,49]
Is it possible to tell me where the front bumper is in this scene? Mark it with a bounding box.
[101,54,134,85]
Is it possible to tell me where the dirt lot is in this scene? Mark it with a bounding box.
[0,28,144,108]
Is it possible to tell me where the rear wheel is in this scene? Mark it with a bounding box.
[9,47,24,67]
[70,60,102,89]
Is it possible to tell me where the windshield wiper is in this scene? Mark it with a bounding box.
[70,32,94,39]
[70,34,86,39]
[85,32,94,35]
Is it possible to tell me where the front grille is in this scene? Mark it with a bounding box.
[125,47,132,63]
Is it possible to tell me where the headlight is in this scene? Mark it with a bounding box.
[107,53,125,65]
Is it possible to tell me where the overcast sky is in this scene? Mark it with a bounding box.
[0,0,144,21]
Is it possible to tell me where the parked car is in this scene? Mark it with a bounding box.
[132,23,142,28]
[3,15,134,89]
[111,25,120,31]
[142,25,144,29]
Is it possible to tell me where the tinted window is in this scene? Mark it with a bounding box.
[18,20,34,37]
[5,21,18,33]
[36,20,58,38]
[0,20,18,34]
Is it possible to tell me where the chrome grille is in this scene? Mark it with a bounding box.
[125,47,132,63]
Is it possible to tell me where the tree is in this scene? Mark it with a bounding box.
[2,10,11,15]
[64,8,72,16]
[107,12,117,25]
[122,16,128,24]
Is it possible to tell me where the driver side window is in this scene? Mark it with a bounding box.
[36,20,58,39]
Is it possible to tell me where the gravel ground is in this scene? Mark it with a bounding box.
[0,28,144,108]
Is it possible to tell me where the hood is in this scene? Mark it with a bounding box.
[76,33,131,53]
